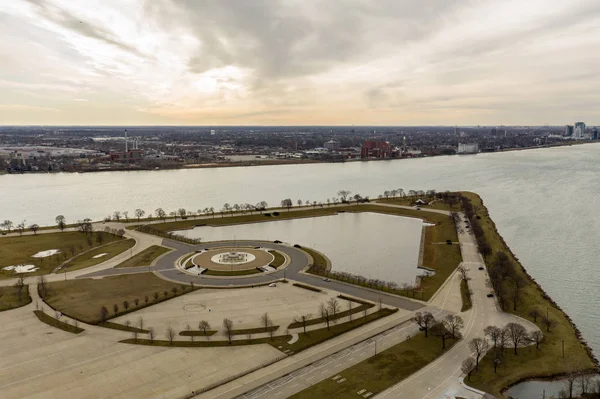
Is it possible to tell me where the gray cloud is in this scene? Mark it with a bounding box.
[24,0,144,57]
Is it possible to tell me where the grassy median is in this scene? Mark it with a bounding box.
[43,273,194,324]
[114,245,171,268]
[460,192,596,396]
[60,239,135,272]
[290,332,455,399]
[269,250,286,268]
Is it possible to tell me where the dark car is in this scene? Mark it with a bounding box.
[487,293,494,298]
[478,266,484,270]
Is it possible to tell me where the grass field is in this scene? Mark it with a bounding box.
[0,231,122,278]
[460,192,596,396]
[33,310,85,334]
[203,268,262,276]
[269,250,285,267]
[460,280,472,312]
[290,332,455,399]
[0,285,31,311]
[60,239,135,272]
[43,273,194,324]
[114,245,171,268]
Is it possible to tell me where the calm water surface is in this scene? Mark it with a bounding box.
[1,143,600,356]
[174,212,424,285]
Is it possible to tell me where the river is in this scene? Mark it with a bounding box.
[1,143,600,356]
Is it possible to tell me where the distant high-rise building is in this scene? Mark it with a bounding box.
[593,128,599,140]
[574,122,586,139]
[210,130,216,136]
[564,125,574,136]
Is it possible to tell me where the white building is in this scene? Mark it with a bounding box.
[457,143,479,154]
[573,122,586,139]
[324,140,340,150]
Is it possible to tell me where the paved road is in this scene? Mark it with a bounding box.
[235,306,449,399]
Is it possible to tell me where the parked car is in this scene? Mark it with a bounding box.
[269,283,276,287]
[487,293,494,298]
[478,266,484,270]
[323,278,330,282]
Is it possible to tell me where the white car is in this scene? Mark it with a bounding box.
[269,283,277,287]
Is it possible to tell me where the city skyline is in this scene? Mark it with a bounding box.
[1,0,600,126]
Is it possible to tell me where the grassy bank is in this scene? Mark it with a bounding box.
[0,231,122,278]
[460,192,597,396]
[60,239,135,272]
[42,273,195,324]
[0,285,31,311]
[114,245,171,268]
[290,332,455,399]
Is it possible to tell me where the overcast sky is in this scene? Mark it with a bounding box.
[1,0,599,125]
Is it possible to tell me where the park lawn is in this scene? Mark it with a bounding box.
[302,247,329,270]
[0,285,31,311]
[43,273,193,324]
[0,231,121,278]
[460,192,596,396]
[60,239,135,272]
[114,245,171,268]
[269,250,285,267]
[203,268,262,276]
[290,332,455,399]
[377,197,463,212]
[460,280,472,312]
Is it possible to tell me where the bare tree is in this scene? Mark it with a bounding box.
[431,322,453,349]
[135,209,145,222]
[14,274,25,300]
[166,327,176,345]
[319,303,331,330]
[1,219,13,233]
[155,208,166,222]
[509,274,527,311]
[347,300,353,321]
[412,311,435,337]
[498,327,510,355]
[100,306,109,322]
[138,316,144,331]
[132,330,138,341]
[529,330,543,350]
[461,357,476,381]
[16,221,25,236]
[199,320,211,335]
[457,265,470,281]
[186,324,194,342]
[528,308,540,323]
[542,316,556,332]
[504,322,527,355]
[443,315,464,339]
[292,314,312,334]
[113,211,121,222]
[113,304,119,314]
[337,190,351,202]
[280,198,293,211]
[578,373,593,397]
[29,224,39,235]
[260,313,273,331]
[148,327,155,343]
[468,337,489,370]
[484,325,503,351]
[223,318,234,344]
[327,298,341,320]
[56,215,66,231]
[123,300,129,312]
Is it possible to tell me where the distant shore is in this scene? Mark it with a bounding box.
[1,140,595,175]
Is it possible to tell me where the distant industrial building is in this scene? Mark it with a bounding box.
[564,125,574,136]
[361,140,393,159]
[109,149,143,162]
[457,143,479,154]
[324,140,340,151]
[573,122,586,139]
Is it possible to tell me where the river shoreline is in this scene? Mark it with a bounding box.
[1,140,593,176]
